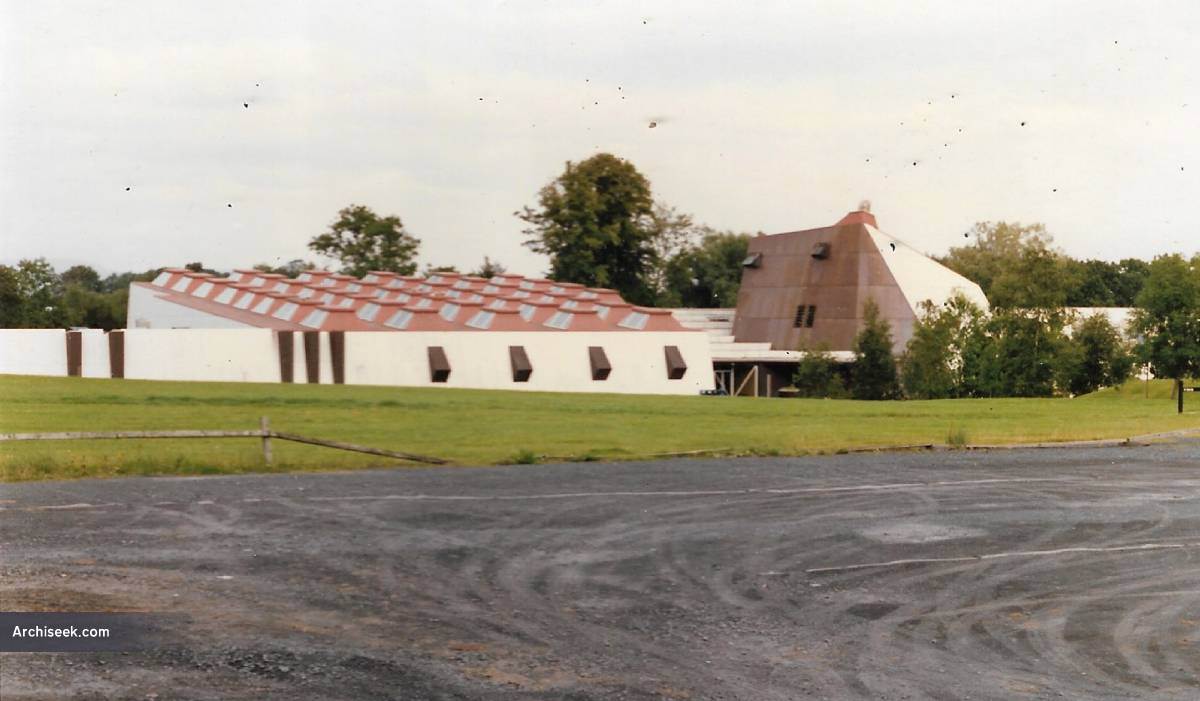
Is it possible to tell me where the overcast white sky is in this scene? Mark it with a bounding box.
[2,1,1197,277]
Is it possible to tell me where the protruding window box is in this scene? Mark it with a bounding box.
[509,346,532,382]
[428,346,451,383]
[588,346,611,381]
[664,345,687,379]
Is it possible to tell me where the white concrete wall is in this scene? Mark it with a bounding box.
[79,329,111,378]
[127,284,256,329]
[123,329,280,383]
[343,331,715,395]
[0,329,68,376]
[0,327,716,395]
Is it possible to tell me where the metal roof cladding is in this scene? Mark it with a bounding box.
[137,270,691,333]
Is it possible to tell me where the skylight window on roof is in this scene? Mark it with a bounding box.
[347,283,361,292]
[298,287,314,299]
[272,282,289,293]
[357,303,380,322]
[483,285,499,293]
[544,311,573,330]
[384,310,413,329]
[445,289,461,299]
[561,299,578,310]
[519,280,535,290]
[249,277,266,287]
[394,292,411,302]
[215,287,237,304]
[387,279,405,289]
[595,305,610,319]
[550,286,565,293]
[191,282,214,297]
[228,272,244,282]
[320,278,336,287]
[439,303,460,321]
[519,304,535,321]
[427,275,444,283]
[453,280,470,289]
[538,295,554,303]
[373,288,388,298]
[487,299,506,310]
[618,311,649,330]
[296,273,311,282]
[578,291,598,300]
[234,293,255,310]
[273,302,298,321]
[152,272,172,287]
[465,310,495,329]
[362,274,378,283]
[253,297,274,314]
[320,293,334,304]
[416,284,432,292]
[415,298,432,309]
[512,290,530,299]
[300,309,328,328]
[171,277,192,292]
[467,293,483,302]
[338,298,353,308]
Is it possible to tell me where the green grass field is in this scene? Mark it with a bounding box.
[0,374,1195,482]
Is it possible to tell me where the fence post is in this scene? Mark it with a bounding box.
[1179,379,1185,415]
[261,416,272,465]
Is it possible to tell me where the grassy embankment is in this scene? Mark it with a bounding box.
[0,374,1195,481]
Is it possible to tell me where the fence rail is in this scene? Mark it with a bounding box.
[0,417,447,466]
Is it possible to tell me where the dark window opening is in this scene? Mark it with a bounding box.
[509,345,532,382]
[794,305,816,328]
[588,346,611,381]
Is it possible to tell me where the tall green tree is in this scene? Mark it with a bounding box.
[658,229,751,308]
[1132,254,1200,411]
[0,265,24,327]
[1055,314,1134,396]
[309,204,421,277]
[470,257,506,279]
[61,265,102,292]
[14,258,66,328]
[940,221,1055,298]
[517,153,688,305]
[901,294,985,399]
[850,299,900,400]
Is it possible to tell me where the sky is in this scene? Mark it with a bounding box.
[1,1,1197,277]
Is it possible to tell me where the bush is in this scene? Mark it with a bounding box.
[792,343,847,398]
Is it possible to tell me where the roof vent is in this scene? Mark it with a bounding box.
[811,242,831,259]
[742,252,762,268]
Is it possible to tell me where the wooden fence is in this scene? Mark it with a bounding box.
[0,417,447,466]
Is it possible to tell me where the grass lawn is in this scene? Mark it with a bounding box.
[0,374,1196,482]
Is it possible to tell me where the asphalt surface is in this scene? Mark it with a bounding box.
[2,442,1200,700]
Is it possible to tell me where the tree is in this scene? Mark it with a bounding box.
[901,294,985,399]
[470,257,506,279]
[422,264,459,275]
[309,205,420,277]
[792,343,847,398]
[850,299,900,400]
[61,265,102,292]
[1132,254,1200,412]
[658,229,751,308]
[14,258,66,328]
[518,153,687,305]
[1055,314,1134,396]
[973,309,1071,397]
[940,221,1056,298]
[253,260,317,278]
[0,265,23,327]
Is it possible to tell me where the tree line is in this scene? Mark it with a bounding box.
[793,251,1199,401]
